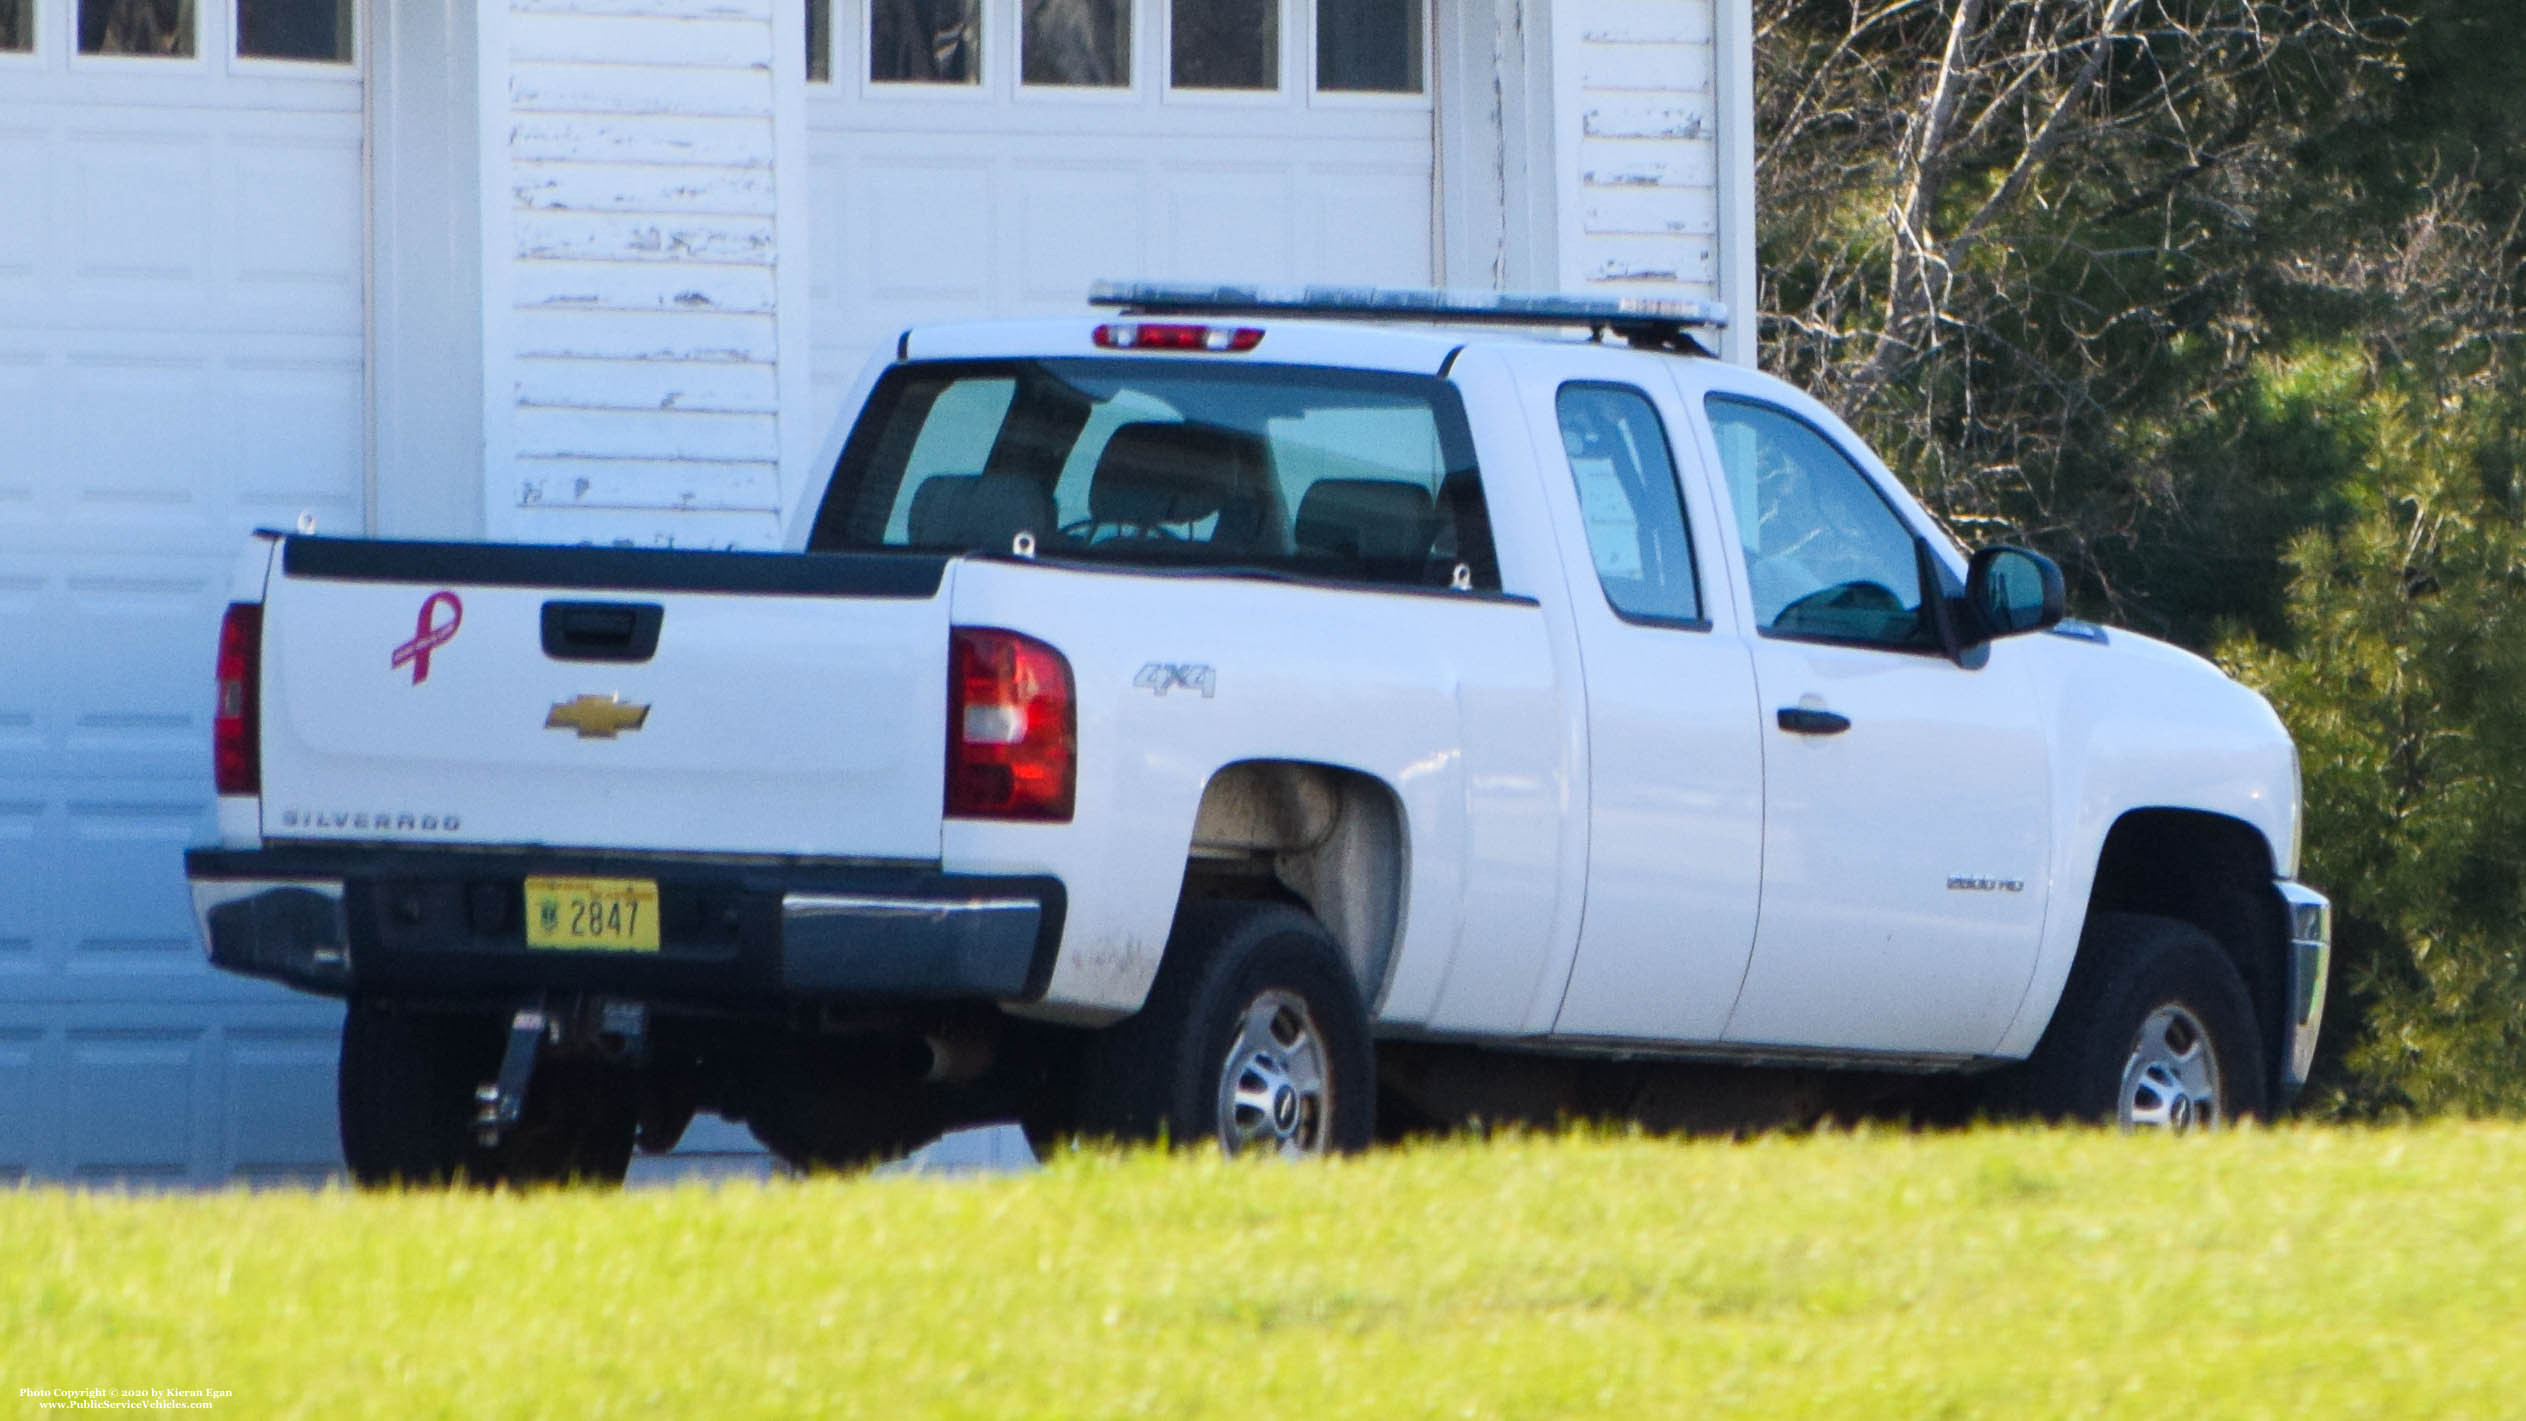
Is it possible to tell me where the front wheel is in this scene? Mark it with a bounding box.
[1074,902,1375,1157]
[2009,913,2268,1131]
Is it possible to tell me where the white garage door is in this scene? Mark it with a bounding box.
[0,0,362,1181]
[805,0,1434,405]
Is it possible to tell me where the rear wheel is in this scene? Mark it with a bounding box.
[339,1001,490,1186]
[2011,913,2267,1130]
[338,1001,636,1187]
[734,1035,946,1172]
[1073,902,1374,1157]
[499,1057,639,1185]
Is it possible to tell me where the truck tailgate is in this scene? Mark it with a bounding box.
[256,538,953,859]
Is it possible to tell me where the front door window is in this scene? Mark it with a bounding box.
[1707,395,1934,650]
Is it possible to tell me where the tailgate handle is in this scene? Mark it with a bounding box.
[542,601,663,662]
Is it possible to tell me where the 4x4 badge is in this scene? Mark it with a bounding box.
[1134,662,1217,698]
[546,694,651,739]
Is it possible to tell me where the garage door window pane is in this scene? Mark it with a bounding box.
[2,0,28,52]
[1024,0,1128,86]
[807,0,830,81]
[80,0,194,55]
[239,0,350,61]
[872,0,978,83]
[1317,0,1417,93]
[1172,0,1274,90]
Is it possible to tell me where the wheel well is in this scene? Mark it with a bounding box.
[1179,761,1405,1010]
[2084,809,2289,1098]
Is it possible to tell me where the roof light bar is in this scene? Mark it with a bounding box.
[1088,281,1729,336]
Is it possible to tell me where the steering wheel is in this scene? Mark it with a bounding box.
[1058,517,1187,544]
[1772,579,1912,638]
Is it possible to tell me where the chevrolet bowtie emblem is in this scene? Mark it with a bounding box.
[545,694,650,739]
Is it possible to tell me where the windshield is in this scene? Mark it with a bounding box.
[808,359,1499,591]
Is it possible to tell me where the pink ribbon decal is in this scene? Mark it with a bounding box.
[390,590,464,685]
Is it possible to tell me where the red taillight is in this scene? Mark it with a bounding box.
[947,627,1075,822]
[214,603,261,796]
[1093,322,1264,353]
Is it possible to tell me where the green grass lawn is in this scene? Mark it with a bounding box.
[5,1125,2523,1419]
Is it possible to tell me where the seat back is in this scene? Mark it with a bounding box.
[1294,478,1438,583]
[905,473,1055,551]
[1088,421,1269,547]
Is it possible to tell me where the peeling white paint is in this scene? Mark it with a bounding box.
[491,0,792,539]
[1556,1,1725,312]
[1582,101,1708,140]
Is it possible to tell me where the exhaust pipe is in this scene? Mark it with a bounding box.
[917,1020,997,1084]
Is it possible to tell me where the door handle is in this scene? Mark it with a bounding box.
[1776,707,1851,736]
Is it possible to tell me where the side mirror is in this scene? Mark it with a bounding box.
[1965,545,2066,641]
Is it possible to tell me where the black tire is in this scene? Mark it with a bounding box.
[741,1081,938,1173]
[338,1001,636,1188]
[2009,912,2268,1129]
[735,1035,945,1172]
[339,1000,497,1186]
[1073,901,1375,1156]
[497,1057,639,1186]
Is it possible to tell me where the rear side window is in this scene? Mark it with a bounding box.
[1556,382,1702,626]
[811,359,1499,592]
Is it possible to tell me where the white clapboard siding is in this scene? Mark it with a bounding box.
[1582,186,1719,237]
[516,455,782,509]
[510,65,775,119]
[1579,42,1714,92]
[510,0,770,20]
[513,162,777,217]
[513,406,779,462]
[515,211,778,265]
[511,309,778,364]
[511,115,774,168]
[492,0,791,544]
[515,356,781,413]
[1556,0,1724,309]
[512,261,779,317]
[508,504,784,547]
[508,14,774,68]
[1577,0,1715,45]
[1584,235,1720,285]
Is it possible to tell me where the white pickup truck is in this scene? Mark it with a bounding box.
[186,285,2332,1184]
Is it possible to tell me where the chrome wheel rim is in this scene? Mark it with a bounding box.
[1215,989,1330,1158]
[2119,1003,2221,1133]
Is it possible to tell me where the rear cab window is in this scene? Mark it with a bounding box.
[810,360,1501,592]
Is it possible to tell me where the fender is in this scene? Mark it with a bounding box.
[1993,625,2297,1059]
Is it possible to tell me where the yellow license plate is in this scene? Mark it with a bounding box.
[525,877,661,952]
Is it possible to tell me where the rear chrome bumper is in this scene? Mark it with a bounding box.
[2277,881,2332,1099]
[185,845,1063,1008]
